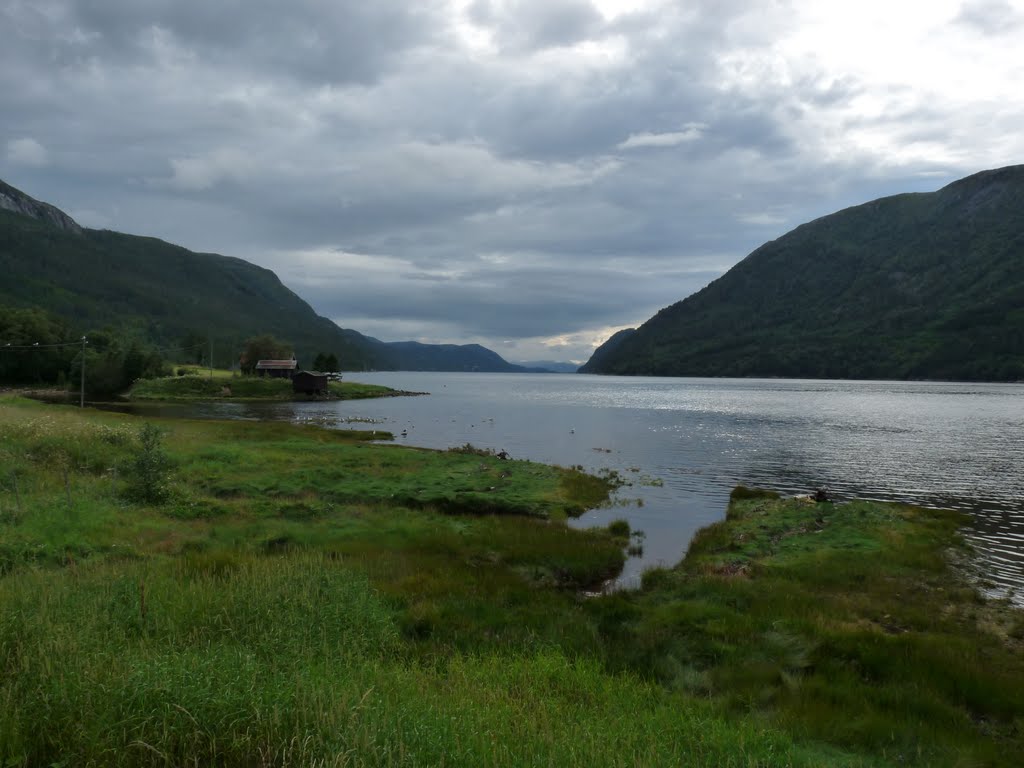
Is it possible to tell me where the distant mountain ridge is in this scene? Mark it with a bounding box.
[0,178,530,373]
[581,165,1024,381]
[376,341,530,373]
[516,360,580,373]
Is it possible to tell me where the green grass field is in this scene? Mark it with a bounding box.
[1,399,1021,767]
[171,365,237,379]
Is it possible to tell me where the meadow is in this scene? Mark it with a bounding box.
[0,396,1021,767]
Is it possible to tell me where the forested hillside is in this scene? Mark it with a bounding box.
[581,165,1024,381]
[0,180,526,373]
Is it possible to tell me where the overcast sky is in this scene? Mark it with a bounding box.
[3,0,1023,363]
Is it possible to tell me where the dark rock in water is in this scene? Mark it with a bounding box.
[813,487,831,503]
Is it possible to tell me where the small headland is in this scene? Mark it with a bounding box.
[126,373,425,402]
[1,398,1021,767]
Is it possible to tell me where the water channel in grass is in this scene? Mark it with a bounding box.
[106,372,1024,602]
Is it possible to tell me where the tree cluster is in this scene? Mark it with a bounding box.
[0,305,169,394]
[239,335,293,375]
[312,352,339,372]
[0,305,75,384]
[73,330,168,395]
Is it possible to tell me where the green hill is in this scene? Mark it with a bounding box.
[581,165,1024,380]
[383,341,527,372]
[0,179,527,373]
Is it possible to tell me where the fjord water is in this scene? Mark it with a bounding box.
[164,373,1024,600]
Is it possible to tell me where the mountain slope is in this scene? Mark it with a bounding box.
[0,180,527,372]
[581,165,1024,381]
[577,329,635,374]
[0,179,82,234]
[517,360,580,373]
[381,341,531,372]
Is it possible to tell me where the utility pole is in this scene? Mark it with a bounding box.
[80,336,87,408]
[209,335,214,380]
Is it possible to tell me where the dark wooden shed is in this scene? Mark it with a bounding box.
[292,370,328,395]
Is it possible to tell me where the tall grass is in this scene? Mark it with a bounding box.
[2,397,1021,766]
[0,553,861,768]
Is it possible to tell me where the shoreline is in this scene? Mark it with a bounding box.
[7,378,428,404]
[125,388,429,403]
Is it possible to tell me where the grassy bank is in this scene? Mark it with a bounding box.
[128,374,405,401]
[600,488,1024,765]
[1,399,1021,766]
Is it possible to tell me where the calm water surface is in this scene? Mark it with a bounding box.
[123,374,1024,601]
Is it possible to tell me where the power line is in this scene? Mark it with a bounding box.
[1,335,238,406]
[0,340,85,350]
[149,341,209,354]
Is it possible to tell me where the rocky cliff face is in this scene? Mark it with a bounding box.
[0,179,82,234]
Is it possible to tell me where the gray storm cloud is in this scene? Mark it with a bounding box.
[1,0,1019,362]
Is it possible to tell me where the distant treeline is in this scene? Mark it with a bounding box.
[0,305,340,395]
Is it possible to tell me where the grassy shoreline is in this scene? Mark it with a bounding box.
[1,398,1021,766]
[127,373,418,402]
[611,488,1024,763]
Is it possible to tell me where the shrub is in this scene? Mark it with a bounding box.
[124,423,173,504]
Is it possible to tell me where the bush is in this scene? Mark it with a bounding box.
[124,423,173,504]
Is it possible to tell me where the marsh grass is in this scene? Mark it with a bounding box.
[0,401,828,767]
[2,397,1021,766]
[607,518,631,538]
[0,555,849,767]
[601,494,1024,765]
[327,380,405,400]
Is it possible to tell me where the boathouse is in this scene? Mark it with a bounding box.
[292,370,329,395]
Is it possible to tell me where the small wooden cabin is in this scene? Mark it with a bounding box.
[293,370,328,395]
[255,359,297,379]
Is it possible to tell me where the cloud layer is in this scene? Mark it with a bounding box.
[3,0,1023,362]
